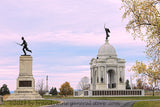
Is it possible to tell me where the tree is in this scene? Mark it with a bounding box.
[78,76,90,90]
[136,78,144,89]
[130,61,160,96]
[121,0,160,61]
[0,84,10,96]
[36,79,46,96]
[132,84,137,89]
[121,0,160,95]
[59,81,73,96]
[126,79,131,89]
[49,87,58,95]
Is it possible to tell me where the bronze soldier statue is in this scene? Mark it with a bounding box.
[21,37,32,55]
[104,25,110,40]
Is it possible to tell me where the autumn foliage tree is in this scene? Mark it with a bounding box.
[59,82,73,96]
[121,0,160,61]
[130,61,160,95]
[136,78,144,89]
[121,0,160,96]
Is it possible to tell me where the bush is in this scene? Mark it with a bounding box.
[59,82,73,96]
[49,87,58,95]
[0,84,10,96]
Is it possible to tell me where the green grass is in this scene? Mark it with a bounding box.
[133,101,160,107]
[43,95,160,100]
[0,100,60,107]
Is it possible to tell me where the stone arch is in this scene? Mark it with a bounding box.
[107,69,116,88]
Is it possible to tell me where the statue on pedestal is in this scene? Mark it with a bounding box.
[6,47,43,100]
[104,25,110,40]
[19,37,32,55]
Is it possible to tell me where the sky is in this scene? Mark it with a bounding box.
[0,0,147,91]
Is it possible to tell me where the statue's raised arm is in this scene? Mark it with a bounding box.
[104,25,110,40]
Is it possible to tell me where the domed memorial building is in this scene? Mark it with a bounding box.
[90,39,125,91]
[74,28,144,97]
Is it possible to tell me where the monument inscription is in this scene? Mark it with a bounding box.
[19,81,32,87]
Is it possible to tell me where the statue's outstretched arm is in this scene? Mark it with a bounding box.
[21,41,24,46]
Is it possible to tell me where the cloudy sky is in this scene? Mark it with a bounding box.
[0,0,147,91]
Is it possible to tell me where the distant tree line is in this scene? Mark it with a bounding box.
[36,79,73,96]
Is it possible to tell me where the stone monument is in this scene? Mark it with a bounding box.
[0,96,3,104]
[44,76,52,96]
[90,39,126,90]
[46,75,48,93]
[74,27,144,97]
[6,37,42,100]
[6,56,43,100]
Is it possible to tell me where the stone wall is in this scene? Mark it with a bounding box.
[74,90,144,97]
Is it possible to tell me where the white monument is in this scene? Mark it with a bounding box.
[90,39,126,90]
[44,75,51,96]
[74,28,144,96]
[6,56,43,100]
[46,75,48,93]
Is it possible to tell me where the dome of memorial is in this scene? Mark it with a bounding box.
[97,40,117,57]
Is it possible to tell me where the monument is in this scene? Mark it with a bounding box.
[0,96,3,104]
[74,27,144,97]
[90,40,126,90]
[6,37,43,100]
[44,76,51,96]
[46,76,48,93]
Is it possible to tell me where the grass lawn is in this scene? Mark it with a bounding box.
[0,100,60,107]
[43,95,160,100]
[133,101,160,107]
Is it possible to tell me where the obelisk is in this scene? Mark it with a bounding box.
[44,75,51,95]
[46,76,48,92]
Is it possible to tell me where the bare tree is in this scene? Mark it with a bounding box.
[36,79,46,96]
[78,76,90,90]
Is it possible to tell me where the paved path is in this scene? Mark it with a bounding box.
[44,99,136,107]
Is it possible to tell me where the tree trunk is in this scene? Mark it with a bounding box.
[153,87,154,96]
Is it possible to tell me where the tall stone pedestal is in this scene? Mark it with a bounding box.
[6,56,43,100]
[0,96,3,104]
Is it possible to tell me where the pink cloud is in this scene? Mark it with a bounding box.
[0,27,145,47]
[23,30,145,47]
